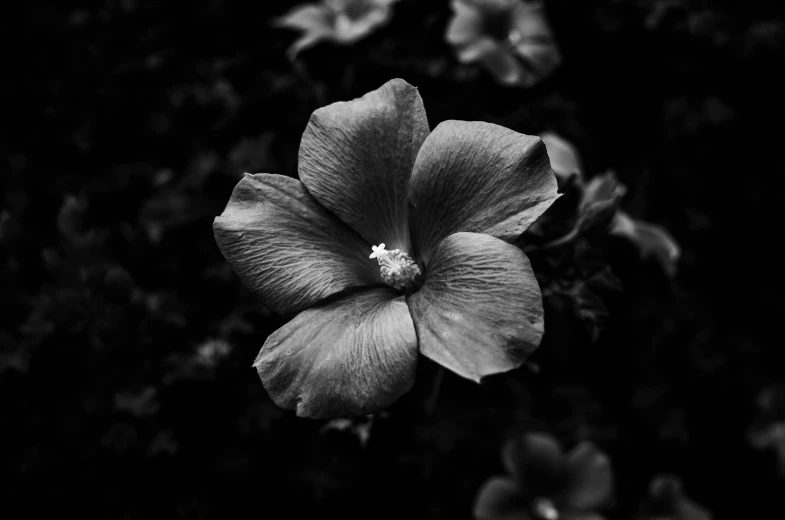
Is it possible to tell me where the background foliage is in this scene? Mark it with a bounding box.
[3,0,785,518]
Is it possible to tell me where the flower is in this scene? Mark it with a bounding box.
[446,0,561,87]
[474,432,614,520]
[540,132,681,277]
[213,79,559,418]
[636,475,712,520]
[274,0,401,59]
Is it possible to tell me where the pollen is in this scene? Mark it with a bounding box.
[369,244,421,292]
[531,497,559,520]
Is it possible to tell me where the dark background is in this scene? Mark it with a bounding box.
[3,0,785,518]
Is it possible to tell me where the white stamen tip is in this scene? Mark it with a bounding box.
[369,243,387,259]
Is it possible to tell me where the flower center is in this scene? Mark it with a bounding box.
[369,243,421,292]
[531,497,560,520]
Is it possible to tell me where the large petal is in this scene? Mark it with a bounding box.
[562,442,613,510]
[298,79,430,254]
[502,432,566,497]
[407,232,544,382]
[409,121,559,264]
[213,173,381,315]
[474,477,532,520]
[254,288,418,419]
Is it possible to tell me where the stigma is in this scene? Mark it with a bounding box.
[369,243,421,292]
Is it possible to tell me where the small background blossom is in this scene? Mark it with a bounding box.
[474,432,613,520]
[446,0,561,87]
[275,0,401,58]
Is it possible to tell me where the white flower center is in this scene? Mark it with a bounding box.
[532,497,559,520]
[369,243,421,291]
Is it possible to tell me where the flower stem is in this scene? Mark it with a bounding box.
[425,366,446,414]
[523,225,581,254]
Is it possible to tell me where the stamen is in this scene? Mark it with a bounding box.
[531,497,559,520]
[369,244,421,291]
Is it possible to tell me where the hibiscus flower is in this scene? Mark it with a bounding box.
[213,79,559,418]
[446,0,561,87]
[475,432,614,520]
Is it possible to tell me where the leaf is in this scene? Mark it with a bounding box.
[611,211,681,277]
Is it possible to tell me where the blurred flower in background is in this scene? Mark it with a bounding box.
[275,0,402,59]
[474,432,613,520]
[636,474,712,520]
[446,0,561,87]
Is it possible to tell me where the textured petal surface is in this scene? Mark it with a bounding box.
[409,121,559,264]
[503,432,567,498]
[407,232,545,382]
[563,442,614,510]
[213,173,380,315]
[299,78,430,254]
[474,477,532,520]
[254,288,418,419]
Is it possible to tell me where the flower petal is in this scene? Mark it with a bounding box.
[478,47,530,86]
[254,288,418,419]
[213,173,381,315]
[446,0,485,47]
[509,1,561,79]
[407,232,545,382]
[562,441,614,510]
[298,79,430,254]
[502,432,567,497]
[474,477,532,520]
[540,132,583,181]
[455,37,501,63]
[408,121,559,264]
[274,4,334,33]
[333,6,393,44]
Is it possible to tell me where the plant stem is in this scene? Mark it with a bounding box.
[425,366,446,414]
[523,224,581,254]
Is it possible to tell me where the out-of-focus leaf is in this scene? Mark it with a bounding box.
[578,172,627,233]
[611,211,681,277]
[320,414,383,447]
[275,0,400,59]
[639,474,713,520]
